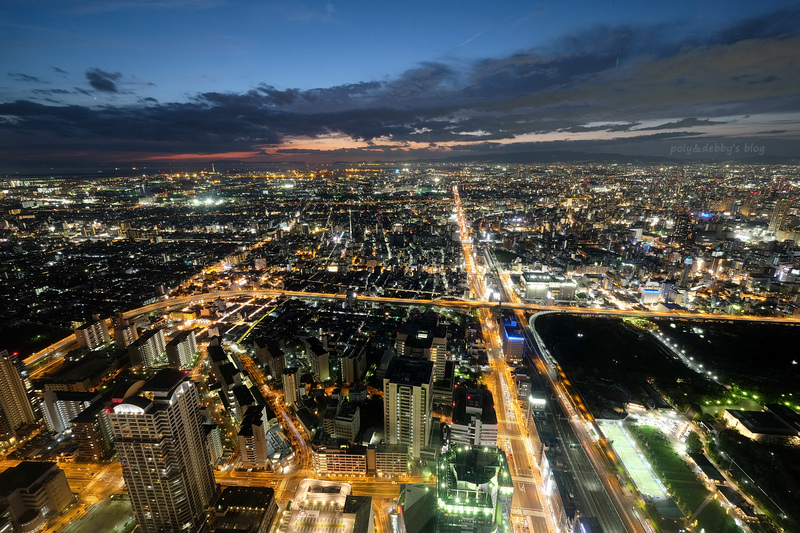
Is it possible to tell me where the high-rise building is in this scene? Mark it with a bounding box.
[128,328,166,369]
[383,357,433,459]
[74,320,111,350]
[334,402,360,444]
[341,343,367,384]
[436,446,513,533]
[305,337,330,382]
[238,405,270,470]
[253,337,285,379]
[447,388,498,448]
[672,212,694,246]
[282,367,301,407]
[395,324,448,382]
[114,323,139,349]
[166,329,197,369]
[0,350,37,440]
[769,198,790,233]
[678,257,694,290]
[501,318,525,364]
[71,399,114,461]
[41,389,99,436]
[108,369,217,533]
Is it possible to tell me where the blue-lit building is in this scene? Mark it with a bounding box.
[501,317,525,363]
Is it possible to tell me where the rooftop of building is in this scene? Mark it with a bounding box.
[143,368,190,393]
[398,483,437,533]
[239,406,266,437]
[254,336,283,354]
[726,409,798,436]
[342,495,373,533]
[765,403,800,431]
[384,357,433,386]
[166,329,195,345]
[452,388,497,425]
[438,445,513,505]
[216,486,275,511]
[337,401,360,420]
[129,327,162,346]
[75,320,103,330]
[0,461,60,499]
[48,390,100,402]
[305,336,328,355]
[232,384,256,408]
[208,345,227,364]
[687,453,725,483]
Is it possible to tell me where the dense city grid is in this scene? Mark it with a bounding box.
[1,163,799,533]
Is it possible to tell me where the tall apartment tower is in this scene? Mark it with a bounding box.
[238,405,270,470]
[0,349,37,440]
[305,337,330,382]
[383,357,433,459]
[74,320,111,350]
[114,324,139,348]
[108,369,217,533]
[769,198,790,233]
[128,328,167,369]
[282,367,301,407]
[166,329,198,369]
[672,213,694,246]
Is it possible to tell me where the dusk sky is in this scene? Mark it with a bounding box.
[1,0,799,171]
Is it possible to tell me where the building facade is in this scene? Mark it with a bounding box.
[0,462,72,533]
[166,329,198,370]
[74,320,111,350]
[128,328,167,369]
[0,350,37,440]
[108,369,218,533]
[383,357,433,459]
[238,406,270,470]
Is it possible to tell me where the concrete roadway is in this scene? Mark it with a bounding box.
[23,286,800,372]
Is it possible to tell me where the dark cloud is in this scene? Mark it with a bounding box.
[31,88,71,95]
[86,69,122,92]
[2,6,800,168]
[639,118,727,131]
[8,73,45,83]
[52,66,68,74]
[565,122,640,133]
[711,5,800,44]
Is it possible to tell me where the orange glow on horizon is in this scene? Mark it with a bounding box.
[143,151,263,161]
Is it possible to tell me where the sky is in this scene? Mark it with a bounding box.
[1,0,799,172]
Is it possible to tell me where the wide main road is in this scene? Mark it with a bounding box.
[454,184,555,533]
[25,286,800,368]
[117,288,800,325]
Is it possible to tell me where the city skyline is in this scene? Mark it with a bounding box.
[2,164,800,531]
[2,2,800,531]
[1,1,800,172]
